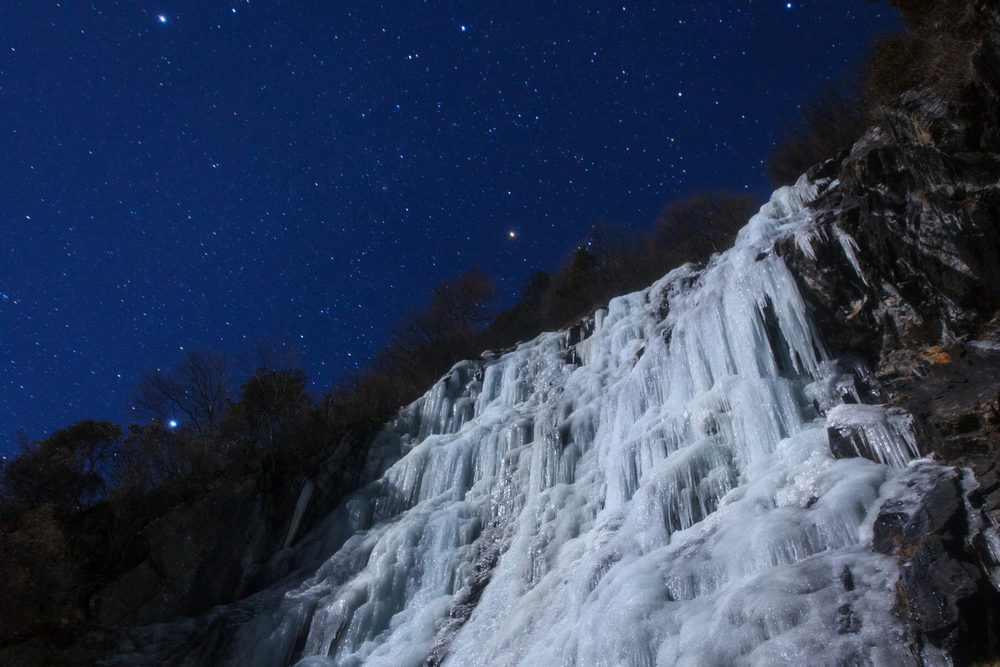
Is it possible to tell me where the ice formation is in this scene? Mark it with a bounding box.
[228,177,950,667]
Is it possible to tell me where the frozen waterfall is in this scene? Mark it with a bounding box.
[228,177,950,667]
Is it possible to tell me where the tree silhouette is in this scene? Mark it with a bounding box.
[227,367,310,450]
[0,419,122,518]
[132,349,231,437]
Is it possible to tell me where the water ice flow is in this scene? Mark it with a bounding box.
[226,175,948,667]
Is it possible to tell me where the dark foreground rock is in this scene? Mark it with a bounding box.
[871,462,1000,662]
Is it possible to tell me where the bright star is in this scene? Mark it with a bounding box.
[508,231,516,238]
[168,419,178,428]
[158,14,167,23]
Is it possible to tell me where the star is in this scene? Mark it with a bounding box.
[0,0,903,457]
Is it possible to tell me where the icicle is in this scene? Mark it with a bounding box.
[826,404,920,468]
[224,175,945,667]
[833,224,868,285]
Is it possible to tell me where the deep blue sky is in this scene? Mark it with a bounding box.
[1,1,899,457]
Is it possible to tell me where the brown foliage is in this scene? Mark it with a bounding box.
[380,266,497,387]
[325,369,413,440]
[485,190,758,346]
[112,422,210,493]
[651,191,758,262]
[226,367,312,451]
[427,265,497,332]
[542,246,600,327]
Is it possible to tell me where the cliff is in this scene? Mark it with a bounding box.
[5,3,1000,666]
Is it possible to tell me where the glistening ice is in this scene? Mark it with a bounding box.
[227,176,950,667]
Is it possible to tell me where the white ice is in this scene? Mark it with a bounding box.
[226,175,948,667]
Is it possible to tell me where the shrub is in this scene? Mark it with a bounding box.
[651,190,758,262]
[519,271,550,303]
[0,420,123,521]
[544,246,600,326]
[0,504,79,643]
[112,422,209,493]
[868,0,981,102]
[380,266,498,388]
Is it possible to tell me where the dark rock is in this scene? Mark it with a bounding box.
[872,463,996,655]
[974,459,996,478]
[839,565,856,592]
[0,637,59,667]
[837,604,862,634]
[900,537,981,637]
[985,493,1000,514]
[872,511,906,555]
[978,468,1000,495]
[881,343,1000,467]
[91,476,286,627]
[828,427,864,461]
[567,316,596,347]
[92,560,168,627]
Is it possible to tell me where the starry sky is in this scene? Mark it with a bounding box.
[0,1,900,458]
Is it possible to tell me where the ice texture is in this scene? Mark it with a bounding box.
[230,177,949,667]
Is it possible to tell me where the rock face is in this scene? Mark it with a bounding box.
[91,476,279,627]
[87,429,379,632]
[781,3,1000,370]
[871,463,991,658]
[770,5,1000,658]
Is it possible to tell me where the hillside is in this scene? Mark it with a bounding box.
[4,1,1000,665]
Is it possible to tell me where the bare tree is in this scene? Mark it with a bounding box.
[131,350,231,437]
[427,265,497,332]
[389,266,496,351]
[380,266,497,384]
[236,336,301,379]
[652,190,757,260]
[227,367,310,450]
[586,220,647,292]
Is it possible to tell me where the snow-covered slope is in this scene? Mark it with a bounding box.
[227,177,954,667]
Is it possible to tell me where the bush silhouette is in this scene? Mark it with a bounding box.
[0,420,123,521]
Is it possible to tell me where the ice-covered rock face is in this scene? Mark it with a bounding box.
[228,177,953,667]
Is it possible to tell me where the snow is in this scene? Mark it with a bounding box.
[226,176,948,667]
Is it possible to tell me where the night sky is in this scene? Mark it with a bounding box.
[1,1,900,458]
